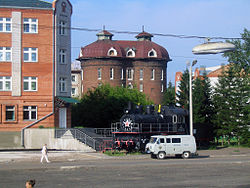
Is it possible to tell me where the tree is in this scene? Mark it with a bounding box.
[162,81,176,106]
[212,64,249,145]
[176,69,189,109]
[223,28,250,74]
[193,74,213,125]
[219,28,250,146]
[192,73,214,145]
[71,84,152,128]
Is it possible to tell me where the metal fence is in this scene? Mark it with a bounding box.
[94,128,112,137]
[111,122,186,133]
[55,128,102,151]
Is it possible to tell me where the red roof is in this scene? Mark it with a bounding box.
[79,39,170,61]
[135,31,153,38]
[96,30,113,36]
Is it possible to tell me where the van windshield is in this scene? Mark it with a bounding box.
[149,137,157,143]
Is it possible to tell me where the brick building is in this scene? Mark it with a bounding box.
[77,30,171,104]
[175,64,229,99]
[71,61,82,99]
[0,0,74,132]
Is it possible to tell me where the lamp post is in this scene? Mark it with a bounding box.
[187,60,197,136]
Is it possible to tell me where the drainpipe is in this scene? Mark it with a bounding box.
[52,7,56,113]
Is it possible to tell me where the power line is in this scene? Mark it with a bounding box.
[7,22,246,40]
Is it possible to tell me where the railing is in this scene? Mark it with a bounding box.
[111,122,186,133]
[55,128,102,151]
[94,128,112,137]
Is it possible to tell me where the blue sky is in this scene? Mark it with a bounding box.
[49,0,250,82]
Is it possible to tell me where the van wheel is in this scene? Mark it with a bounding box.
[182,151,190,159]
[157,152,165,159]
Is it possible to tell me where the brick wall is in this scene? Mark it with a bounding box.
[81,58,167,104]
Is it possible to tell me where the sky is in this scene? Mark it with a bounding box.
[49,0,250,83]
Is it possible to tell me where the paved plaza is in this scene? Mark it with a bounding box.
[0,148,250,188]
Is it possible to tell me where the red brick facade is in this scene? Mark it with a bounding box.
[0,0,73,131]
[78,31,171,104]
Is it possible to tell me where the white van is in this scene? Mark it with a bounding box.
[145,135,197,159]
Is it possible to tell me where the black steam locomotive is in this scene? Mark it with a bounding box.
[111,104,189,151]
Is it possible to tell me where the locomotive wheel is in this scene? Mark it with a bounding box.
[182,151,190,159]
[157,152,166,160]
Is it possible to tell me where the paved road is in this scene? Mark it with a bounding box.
[0,149,250,188]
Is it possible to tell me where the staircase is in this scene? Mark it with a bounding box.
[55,128,113,151]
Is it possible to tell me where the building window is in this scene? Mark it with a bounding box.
[107,47,117,56]
[59,77,66,92]
[59,21,66,35]
[71,87,76,96]
[98,68,102,80]
[139,84,143,92]
[0,17,11,32]
[139,69,143,80]
[161,69,164,81]
[23,48,38,62]
[126,49,135,57]
[23,18,38,33]
[128,82,133,89]
[23,106,37,120]
[23,77,37,91]
[121,69,124,80]
[59,49,66,64]
[110,68,114,80]
[0,47,12,62]
[161,84,164,92]
[6,106,15,121]
[127,68,133,80]
[151,69,155,80]
[71,75,76,82]
[0,76,12,91]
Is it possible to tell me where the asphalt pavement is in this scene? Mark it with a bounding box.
[0,147,250,163]
[0,147,250,188]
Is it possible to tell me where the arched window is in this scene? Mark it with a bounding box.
[126,49,135,57]
[107,47,117,56]
[148,49,157,57]
[128,82,133,89]
[173,115,177,124]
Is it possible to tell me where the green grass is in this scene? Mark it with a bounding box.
[103,150,126,156]
[103,150,144,156]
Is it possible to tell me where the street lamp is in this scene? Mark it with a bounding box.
[192,40,235,55]
[187,60,197,136]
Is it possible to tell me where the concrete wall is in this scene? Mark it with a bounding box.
[24,129,94,152]
[0,132,22,149]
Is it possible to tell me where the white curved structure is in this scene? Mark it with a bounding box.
[192,42,235,54]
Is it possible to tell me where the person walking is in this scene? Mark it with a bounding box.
[40,144,50,163]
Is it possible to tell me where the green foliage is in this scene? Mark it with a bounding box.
[212,64,249,145]
[71,84,152,128]
[193,74,213,125]
[103,150,126,156]
[162,81,176,106]
[176,69,189,109]
[223,28,250,74]
[214,28,250,146]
